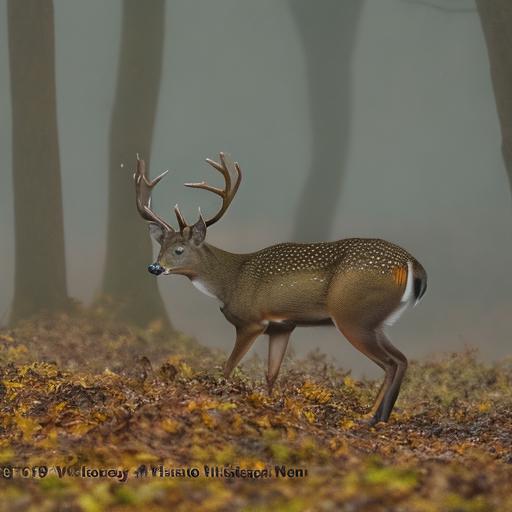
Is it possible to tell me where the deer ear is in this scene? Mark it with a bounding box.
[148,222,164,244]
[190,213,207,246]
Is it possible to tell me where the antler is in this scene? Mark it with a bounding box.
[134,152,242,234]
[183,152,242,227]
[134,154,175,233]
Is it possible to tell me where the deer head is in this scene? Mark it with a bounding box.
[134,153,242,278]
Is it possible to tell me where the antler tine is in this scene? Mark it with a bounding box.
[134,155,174,232]
[174,204,188,232]
[183,152,242,228]
[183,181,225,197]
[208,152,232,189]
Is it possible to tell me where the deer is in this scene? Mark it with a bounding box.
[134,153,427,425]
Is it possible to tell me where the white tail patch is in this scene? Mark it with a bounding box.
[384,261,415,326]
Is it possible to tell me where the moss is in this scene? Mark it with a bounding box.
[0,308,510,511]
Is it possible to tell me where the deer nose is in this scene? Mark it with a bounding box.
[148,263,164,276]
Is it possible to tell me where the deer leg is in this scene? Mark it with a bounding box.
[375,331,408,422]
[367,355,397,420]
[224,323,266,378]
[266,324,295,395]
[332,320,397,424]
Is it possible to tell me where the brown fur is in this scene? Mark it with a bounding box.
[155,235,426,424]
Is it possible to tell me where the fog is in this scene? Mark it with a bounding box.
[0,0,510,377]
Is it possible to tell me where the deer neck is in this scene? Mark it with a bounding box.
[190,243,246,304]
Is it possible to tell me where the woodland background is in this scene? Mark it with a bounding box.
[0,0,511,377]
[0,1,511,511]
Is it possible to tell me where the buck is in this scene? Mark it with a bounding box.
[134,153,427,424]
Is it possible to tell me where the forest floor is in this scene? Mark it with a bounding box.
[0,306,510,512]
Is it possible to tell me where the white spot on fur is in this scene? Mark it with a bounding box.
[192,279,217,299]
[384,302,408,327]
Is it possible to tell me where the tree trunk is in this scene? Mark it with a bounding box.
[7,0,70,324]
[290,0,363,242]
[476,0,512,195]
[102,0,173,330]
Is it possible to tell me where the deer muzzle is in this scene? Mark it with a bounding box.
[147,262,165,276]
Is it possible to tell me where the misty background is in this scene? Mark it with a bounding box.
[0,0,510,377]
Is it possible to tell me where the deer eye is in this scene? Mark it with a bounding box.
[174,246,185,256]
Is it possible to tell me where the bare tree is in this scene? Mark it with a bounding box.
[290,0,363,241]
[102,0,174,330]
[477,0,512,195]
[7,0,70,324]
